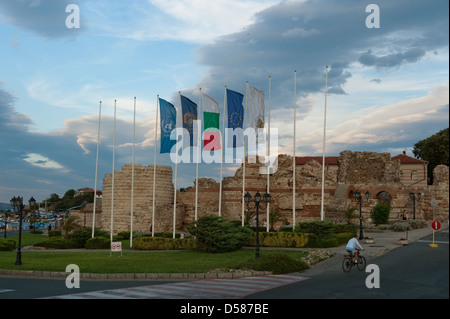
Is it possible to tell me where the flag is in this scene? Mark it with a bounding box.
[159,98,176,154]
[180,95,198,148]
[247,85,265,149]
[202,92,220,151]
[226,89,244,148]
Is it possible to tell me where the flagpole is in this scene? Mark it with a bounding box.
[266,76,271,232]
[321,66,329,221]
[242,81,248,227]
[173,93,181,239]
[152,95,159,237]
[92,101,101,238]
[111,99,116,244]
[195,88,202,222]
[293,71,296,231]
[130,97,136,247]
[219,86,226,217]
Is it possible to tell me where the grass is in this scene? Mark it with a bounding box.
[0,233,309,274]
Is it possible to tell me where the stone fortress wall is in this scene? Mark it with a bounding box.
[84,151,449,235]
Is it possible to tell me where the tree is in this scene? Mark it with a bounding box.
[62,215,81,236]
[413,127,449,184]
[370,204,391,225]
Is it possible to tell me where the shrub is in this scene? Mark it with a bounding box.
[247,232,308,248]
[333,224,358,234]
[334,233,355,246]
[409,219,427,229]
[370,204,391,225]
[133,237,196,250]
[0,238,16,251]
[67,227,110,248]
[189,215,252,253]
[34,237,74,249]
[295,220,335,239]
[117,231,131,240]
[391,221,411,232]
[48,230,62,237]
[303,237,338,248]
[85,236,110,249]
[237,252,309,274]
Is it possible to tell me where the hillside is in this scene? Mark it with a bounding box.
[0,203,12,210]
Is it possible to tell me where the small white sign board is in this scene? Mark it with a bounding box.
[111,241,122,256]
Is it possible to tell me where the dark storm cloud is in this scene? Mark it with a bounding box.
[195,0,448,115]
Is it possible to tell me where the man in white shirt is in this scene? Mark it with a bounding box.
[346,235,364,263]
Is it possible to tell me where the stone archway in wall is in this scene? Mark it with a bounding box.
[376,191,392,207]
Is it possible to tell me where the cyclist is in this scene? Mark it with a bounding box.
[346,235,364,264]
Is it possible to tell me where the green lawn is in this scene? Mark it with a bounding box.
[0,233,309,274]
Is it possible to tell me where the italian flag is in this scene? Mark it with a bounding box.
[202,92,221,151]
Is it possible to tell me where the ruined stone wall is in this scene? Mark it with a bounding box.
[101,164,175,234]
[99,152,449,235]
[177,154,338,230]
[421,165,449,221]
[337,151,401,184]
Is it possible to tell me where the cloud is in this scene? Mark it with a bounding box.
[359,47,427,68]
[0,84,33,132]
[23,153,68,172]
[0,0,82,39]
[325,84,449,153]
[82,0,280,44]
[194,0,448,112]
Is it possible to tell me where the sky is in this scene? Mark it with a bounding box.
[0,0,448,204]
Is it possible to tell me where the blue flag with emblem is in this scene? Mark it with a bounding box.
[180,95,198,148]
[226,89,244,148]
[159,98,177,154]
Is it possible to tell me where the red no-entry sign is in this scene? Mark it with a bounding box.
[431,221,441,231]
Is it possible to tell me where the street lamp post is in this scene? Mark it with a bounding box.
[353,190,370,240]
[10,196,35,266]
[409,192,421,220]
[244,191,271,259]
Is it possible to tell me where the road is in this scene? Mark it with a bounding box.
[1,230,447,300]
[245,230,449,299]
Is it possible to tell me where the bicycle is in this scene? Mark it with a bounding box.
[342,248,366,272]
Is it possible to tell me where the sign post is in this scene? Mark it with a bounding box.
[429,221,441,248]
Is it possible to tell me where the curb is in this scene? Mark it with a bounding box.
[0,269,272,281]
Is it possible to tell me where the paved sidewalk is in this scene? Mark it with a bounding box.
[300,224,447,276]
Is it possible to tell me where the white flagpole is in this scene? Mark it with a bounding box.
[92,101,101,238]
[111,99,117,243]
[266,76,271,232]
[130,97,136,247]
[195,88,202,222]
[242,81,248,227]
[173,93,180,238]
[321,66,329,221]
[152,95,159,237]
[293,71,296,231]
[219,86,226,217]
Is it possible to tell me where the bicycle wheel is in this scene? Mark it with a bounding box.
[342,257,352,272]
[357,256,366,271]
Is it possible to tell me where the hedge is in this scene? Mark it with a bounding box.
[34,237,74,249]
[247,232,309,248]
[85,236,110,249]
[237,252,309,274]
[133,236,197,250]
[0,238,16,251]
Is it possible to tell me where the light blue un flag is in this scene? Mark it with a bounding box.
[159,98,176,154]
